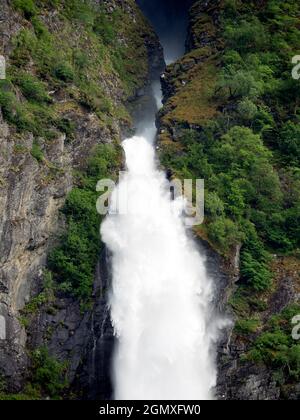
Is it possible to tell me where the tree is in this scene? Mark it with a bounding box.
[205,192,224,220]
[278,121,300,165]
[208,217,243,252]
[224,18,268,53]
[237,98,258,121]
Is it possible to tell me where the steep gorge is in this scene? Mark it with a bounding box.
[0,0,164,399]
[156,0,300,400]
[0,0,299,401]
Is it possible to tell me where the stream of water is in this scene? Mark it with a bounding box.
[101,93,218,400]
[100,1,219,400]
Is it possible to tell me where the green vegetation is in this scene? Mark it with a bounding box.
[23,271,55,316]
[234,318,261,335]
[30,347,68,398]
[161,125,280,290]
[0,0,153,141]
[246,305,300,382]
[0,0,154,232]
[161,0,300,289]
[0,346,67,400]
[30,142,44,162]
[15,72,50,103]
[160,0,300,388]
[48,143,121,301]
[12,0,36,19]
[0,0,154,304]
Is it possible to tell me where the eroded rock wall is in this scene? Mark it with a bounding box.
[0,0,164,396]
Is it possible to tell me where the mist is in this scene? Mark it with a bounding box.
[101,123,217,399]
[100,0,220,400]
[136,0,194,64]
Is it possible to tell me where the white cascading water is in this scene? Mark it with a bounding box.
[101,82,218,399]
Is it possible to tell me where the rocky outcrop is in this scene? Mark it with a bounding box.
[0,109,72,390]
[0,0,164,397]
[157,0,300,401]
[28,247,114,400]
[216,258,300,400]
[157,0,222,144]
[185,0,222,52]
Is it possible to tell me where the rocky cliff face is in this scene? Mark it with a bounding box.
[157,0,300,400]
[1,0,299,401]
[0,0,164,398]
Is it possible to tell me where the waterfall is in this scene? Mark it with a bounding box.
[100,79,218,398]
[100,0,221,399]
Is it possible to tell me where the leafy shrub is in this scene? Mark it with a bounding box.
[55,118,75,141]
[240,251,272,291]
[235,318,260,335]
[13,0,36,19]
[93,13,116,45]
[248,335,300,381]
[237,98,258,121]
[225,18,268,53]
[240,222,272,291]
[0,345,66,400]
[73,50,89,70]
[0,83,35,131]
[247,304,300,381]
[0,87,17,122]
[217,69,264,99]
[31,347,67,398]
[205,191,224,220]
[223,0,238,18]
[63,0,95,26]
[10,29,37,67]
[31,16,49,38]
[53,62,74,83]
[278,122,300,166]
[30,143,44,162]
[48,191,100,300]
[87,143,121,178]
[21,270,55,316]
[208,217,243,252]
[16,73,50,103]
[78,82,112,114]
[48,144,121,301]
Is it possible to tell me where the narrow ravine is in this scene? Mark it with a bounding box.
[100,1,219,400]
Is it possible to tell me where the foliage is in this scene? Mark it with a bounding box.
[278,122,300,166]
[54,118,75,141]
[237,98,257,121]
[48,144,121,301]
[205,191,224,220]
[235,318,260,335]
[22,270,55,316]
[161,1,300,301]
[30,142,44,162]
[3,0,151,137]
[239,222,272,291]
[0,345,67,400]
[93,12,117,46]
[12,0,36,19]
[15,72,50,103]
[208,217,243,252]
[247,305,300,382]
[31,347,67,398]
[52,62,74,83]
[224,18,268,53]
[0,81,35,131]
